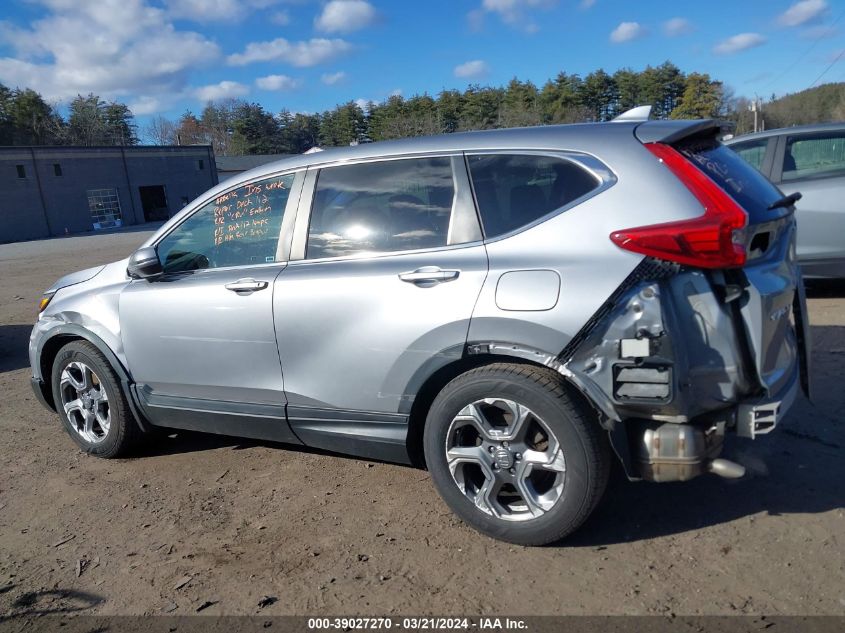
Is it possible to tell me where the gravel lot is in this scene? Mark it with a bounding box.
[0,229,843,617]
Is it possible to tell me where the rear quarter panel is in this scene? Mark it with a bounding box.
[468,135,709,356]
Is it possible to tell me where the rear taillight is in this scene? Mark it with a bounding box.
[610,143,748,269]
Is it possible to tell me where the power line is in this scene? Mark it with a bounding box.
[763,8,845,91]
[808,47,845,88]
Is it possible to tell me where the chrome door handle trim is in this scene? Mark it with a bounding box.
[225,279,269,292]
[398,268,460,284]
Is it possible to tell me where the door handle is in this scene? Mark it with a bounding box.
[225,278,269,292]
[398,267,460,285]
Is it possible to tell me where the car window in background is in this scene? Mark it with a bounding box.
[467,154,598,239]
[157,173,295,272]
[307,157,455,259]
[728,139,768,172]
[783,132,845,181]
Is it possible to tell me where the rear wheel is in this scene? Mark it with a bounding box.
[423,363,610,545]
[50,340,141,458]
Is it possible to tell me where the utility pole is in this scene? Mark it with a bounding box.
[749,95,764,133]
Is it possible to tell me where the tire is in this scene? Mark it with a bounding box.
[423,362,610,546]
[50,340,142,458]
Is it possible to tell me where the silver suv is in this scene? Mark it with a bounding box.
[30,116,810,545]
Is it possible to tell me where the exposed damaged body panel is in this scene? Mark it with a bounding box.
[563,265,754,424]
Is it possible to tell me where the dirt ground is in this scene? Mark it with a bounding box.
[0,229,843,618]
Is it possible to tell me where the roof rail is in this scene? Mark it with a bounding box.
[612,105,652,122]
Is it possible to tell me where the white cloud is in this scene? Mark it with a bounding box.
[0,0,219,107]
[321,71,347,85]
[255,74,299,90]
[270,10,291,26]
[315,0,377,33]
[778,0,828,27]
[663,17,692,37]
[165,0,282,22]
[227,37,354,66]
[127,95,170,116]
[472,0,557,33]
[610,21,646,43]
[454,59,490,79]
[354,98,370,111]
[713,32,767,55]
[580,0,596,8]
[194,80,249,101]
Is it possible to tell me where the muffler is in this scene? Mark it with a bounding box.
[636,421,743,482]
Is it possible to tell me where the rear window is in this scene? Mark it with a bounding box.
[467,154,598,239]
[783,132,845,181]
[678,141,784,223]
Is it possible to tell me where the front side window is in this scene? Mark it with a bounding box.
[157,173,295,272]
[467,154,599,239]
[306,157,455,259]
[782,132,845,181]
[728,139,768,172]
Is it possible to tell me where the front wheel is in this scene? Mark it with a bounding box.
[50,340,141,458]
[423,363,610,545]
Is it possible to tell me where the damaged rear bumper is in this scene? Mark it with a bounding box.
[560,260,806,482]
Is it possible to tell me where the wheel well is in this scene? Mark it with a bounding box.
[38,334,84,410]
[406,354,557,468]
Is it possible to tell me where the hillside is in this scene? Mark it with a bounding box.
[765,82,845,128]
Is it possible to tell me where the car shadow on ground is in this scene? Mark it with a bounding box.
[1,588,104,620]
[0,324,33,373]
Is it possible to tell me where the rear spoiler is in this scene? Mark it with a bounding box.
[634,119,735,145]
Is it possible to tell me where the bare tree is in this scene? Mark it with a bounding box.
[143,114,176,145]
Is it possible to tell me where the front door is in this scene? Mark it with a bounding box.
[120,170,303,442]
[273,156,488,461]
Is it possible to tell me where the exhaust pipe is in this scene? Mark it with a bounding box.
[707,458,746,479]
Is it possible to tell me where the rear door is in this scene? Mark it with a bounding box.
[272,155,487,460]
[771,130,845,278]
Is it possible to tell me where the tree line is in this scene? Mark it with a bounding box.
[159,62,728,154]
[3,63,844,154]
[0,85,137,146]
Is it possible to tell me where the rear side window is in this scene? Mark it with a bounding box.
[678,141,783,223]
[728,139,767,172]
[307,157,454,259]
[467,154,598,239]
[782,132,845,181]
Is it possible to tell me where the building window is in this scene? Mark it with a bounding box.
[197,159,205,171]
[53,163,63,177]
[16,164,26,179]
[87,188,123,230]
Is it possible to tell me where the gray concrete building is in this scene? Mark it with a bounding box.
[0,145,217,243]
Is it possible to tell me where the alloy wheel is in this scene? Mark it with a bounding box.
[445,398,566,521]
[59,361,111,444]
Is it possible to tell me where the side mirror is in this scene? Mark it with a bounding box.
[127,247,164,280]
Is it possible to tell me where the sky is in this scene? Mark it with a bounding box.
[0,0,843,124]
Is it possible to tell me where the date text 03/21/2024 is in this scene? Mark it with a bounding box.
[306,617,528,630]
